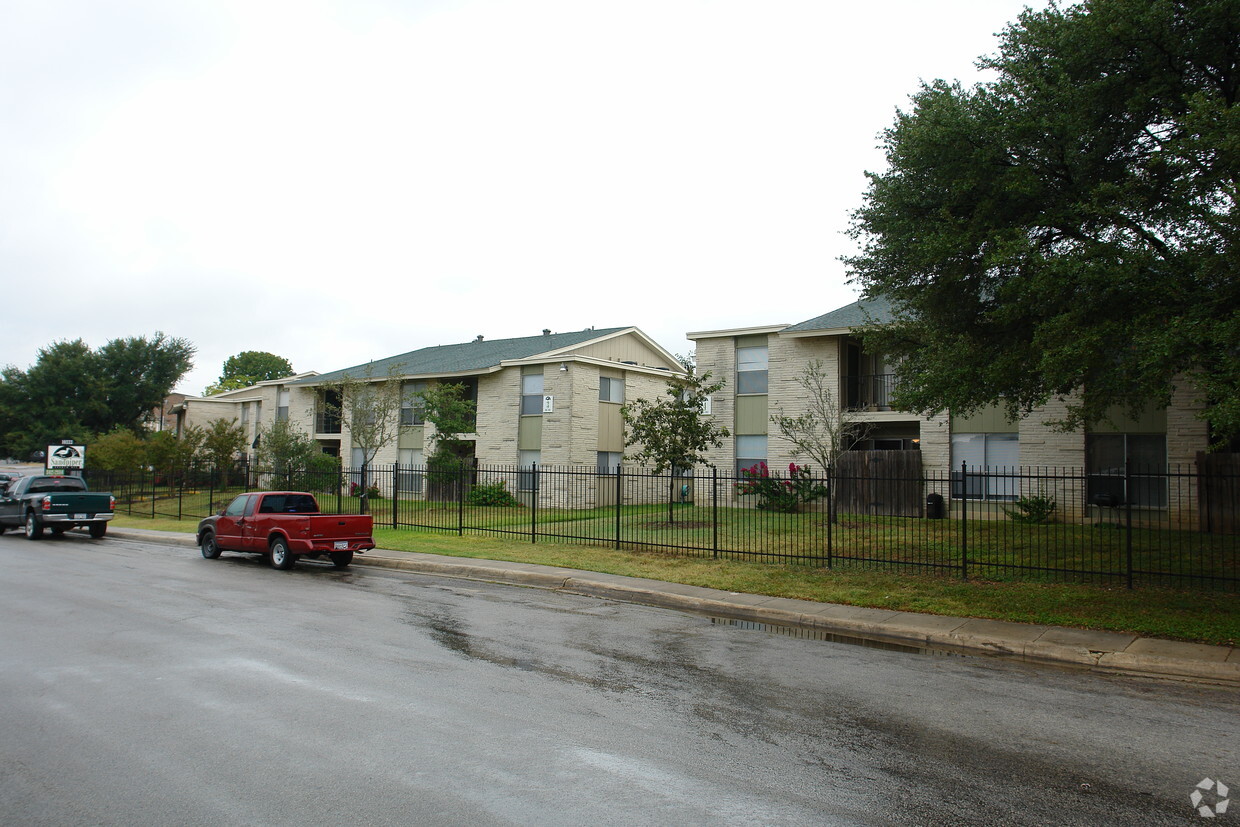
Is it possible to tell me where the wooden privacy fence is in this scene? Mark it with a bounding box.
[1199,452,1240,534]
[834,450,924,517]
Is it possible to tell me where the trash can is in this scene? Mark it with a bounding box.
[926,492,945,519]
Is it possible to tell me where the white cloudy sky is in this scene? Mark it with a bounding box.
[1,0,1051,396]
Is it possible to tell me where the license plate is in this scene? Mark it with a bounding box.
[333,541,348,550]
[74,513,88,520]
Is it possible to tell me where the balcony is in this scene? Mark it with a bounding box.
[315,410,342,434]
[842,374,896,411]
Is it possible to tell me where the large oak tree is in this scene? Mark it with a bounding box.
[0,333,194,457]
[846,0,1240,438]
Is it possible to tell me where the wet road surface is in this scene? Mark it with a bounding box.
[1,531,1236,825]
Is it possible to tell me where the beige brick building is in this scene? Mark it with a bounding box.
[690,298,1211,520]
[273,328,685,507]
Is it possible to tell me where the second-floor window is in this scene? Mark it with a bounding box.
[276,389,289,422]
[737,346,768,394]
[521,373,545,415]
[599,376,625,403]
[401,381,427,426]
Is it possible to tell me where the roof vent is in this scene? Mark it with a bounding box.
[475,335,484,342]
[543,328,551,336]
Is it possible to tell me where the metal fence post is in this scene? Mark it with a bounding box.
[826,465,833,569]
[391,463,399,530]
[615,465,622,550]
[457,463,465,536]
[1125,459,1134,589]
[712,466,719,559]
[960,460,969,581]
[531,464,539,544]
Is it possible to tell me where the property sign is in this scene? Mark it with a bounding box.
[46,442,86,473]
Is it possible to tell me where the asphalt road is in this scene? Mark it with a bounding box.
[1,530,1236,826]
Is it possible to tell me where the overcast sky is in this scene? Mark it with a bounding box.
[1,0,1052,396]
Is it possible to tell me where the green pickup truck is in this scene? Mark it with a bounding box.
[0,475,115,539]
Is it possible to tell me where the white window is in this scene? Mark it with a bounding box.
[521,373,545,415]
[737,346,768,394]
[951,433,1018,500]
[597,451,623,473]
[735,434,767,478]
[599,376,625,403]
[277,389,289,422]
[401,381,427,426]
[398,448,423,494]
[518,449,540,491]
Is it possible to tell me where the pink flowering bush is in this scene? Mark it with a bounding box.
[735,461,829,513]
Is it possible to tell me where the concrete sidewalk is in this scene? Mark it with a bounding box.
[111,526,1240,687]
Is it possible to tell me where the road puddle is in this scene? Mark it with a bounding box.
[708,617,964,658]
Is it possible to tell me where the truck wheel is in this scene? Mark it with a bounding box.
[200,531,221,559]
[88,522,107,539]
[330,550,354,569]
[24,512,43,540]
[269,537,296,570]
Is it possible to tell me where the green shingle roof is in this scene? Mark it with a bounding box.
[291,327,631,385]
[782,296,894,333]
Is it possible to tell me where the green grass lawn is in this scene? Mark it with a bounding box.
[112,512,1240,646]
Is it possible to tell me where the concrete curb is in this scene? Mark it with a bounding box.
[110,528,1240,687]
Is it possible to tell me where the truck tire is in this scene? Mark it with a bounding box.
[200,531,221,559]
[24,512,43,540]
[88,522,106,539]
[269,537,296,570]
[330,550,354,569]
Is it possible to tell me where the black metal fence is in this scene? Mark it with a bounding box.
[85,457,1240,592]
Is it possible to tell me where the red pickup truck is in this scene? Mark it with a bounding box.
[196,492,375,570]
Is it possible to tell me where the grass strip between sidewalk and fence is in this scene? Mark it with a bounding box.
[112,514,1239,647]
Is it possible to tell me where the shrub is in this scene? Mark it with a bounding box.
[736,462,829,513]
[1004,494,1057,524]
[467,480,522,507]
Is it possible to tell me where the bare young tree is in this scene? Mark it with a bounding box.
[330,363,411,501]
[770,359,873,472]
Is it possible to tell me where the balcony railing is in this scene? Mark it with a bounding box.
[315,411,342,434]
[842,374,897,411]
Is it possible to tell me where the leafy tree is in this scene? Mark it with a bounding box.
[90,429,150,472]
[622,368,729,522]
[254,418,322,471]
[93,333,195,433]
[416,382,477,461]
[846,0,1240,436]
[0,334,193,458]
[415,382,478,502]
[253,418,338,490]
[147,427,205,474]
[204,351,294,395]
[201,419,246,487]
